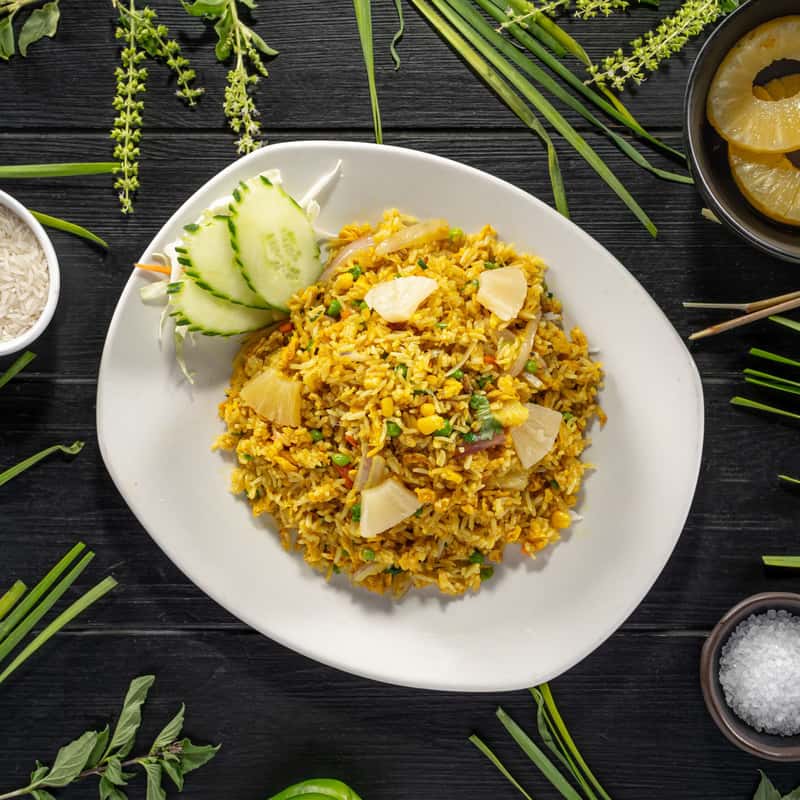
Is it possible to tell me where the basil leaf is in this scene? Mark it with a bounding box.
[239,0,257,8]
[213,10,233,60]
[755,772,782,800]
[86,725,110,770]
[106,675,155,759]
[99,777,128,800]
[103,757,127,787]
[178,739,220,774]
[150,704,184,753]
[39,731,97,788]
[29,762,49,783]
[783,790,800,800]
[161,759,184,791]
[182,0,226,16]
[249,28,278,56]
[142,761,166,800]
[0,15,16,61]
[18,0,59,57]
[31,790,56,800]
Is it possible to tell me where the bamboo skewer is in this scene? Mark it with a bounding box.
[684,291,800,341]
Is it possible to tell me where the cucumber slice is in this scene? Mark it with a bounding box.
[229,176,321,311]
[168,278,282,336]
[177,214,270,309]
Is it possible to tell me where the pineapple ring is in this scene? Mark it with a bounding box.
[729,147,800,227]
[707,16,800,154]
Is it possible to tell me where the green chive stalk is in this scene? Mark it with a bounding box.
[469,734,535,800]
[0,350,35,390]
[731,397,800,421]
[353,0,382,143]
[750,348,800,370]
[30,210,108,249]
[0,441,84,489]
[0,162,118,178]
[763,554,800,567]
[0,582,26,623]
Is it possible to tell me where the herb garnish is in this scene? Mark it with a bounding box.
[469,393,503,440]
[0,0,60,61]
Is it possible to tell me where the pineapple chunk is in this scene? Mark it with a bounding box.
[359,478,422,538]
[364,276,438,323]
[510,403,562,469]
[240,367,302,427]
[476,266,527,321]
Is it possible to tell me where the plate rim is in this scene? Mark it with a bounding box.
[97,139,705,692]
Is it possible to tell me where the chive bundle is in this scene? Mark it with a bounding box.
[471,683,612,800]
[0,543,117,686]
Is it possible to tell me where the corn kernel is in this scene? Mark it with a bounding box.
[380,397,395,417]
[497,375,516,395]
[417,414,445,435]
[442,378,462,399]
[334,272,354,292]
[440,468,463,484]
[494,401,529,428]
[420,402,436,417]
[550,510,571,530]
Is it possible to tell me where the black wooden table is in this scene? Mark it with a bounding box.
[2,2,800,797]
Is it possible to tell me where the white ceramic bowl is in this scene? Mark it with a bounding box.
[0,189,60,358]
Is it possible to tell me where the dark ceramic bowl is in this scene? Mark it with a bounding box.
[684,0,800,264]
[700,592,800,761]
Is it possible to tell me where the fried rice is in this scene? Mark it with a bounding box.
[214,210,604,597]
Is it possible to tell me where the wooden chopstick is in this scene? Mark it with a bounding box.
[684,289,800,313]
[689,295,800,341]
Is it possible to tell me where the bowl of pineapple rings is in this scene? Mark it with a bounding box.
[685,0,800,263]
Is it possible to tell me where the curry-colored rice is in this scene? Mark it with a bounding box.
[214,210,604,597]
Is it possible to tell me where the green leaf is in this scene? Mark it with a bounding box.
[0,350,36,390]
[469,734,534,800]
[106,675,156,760]
[0,441,85,489]
[0,15,16,61]
[161,759,184,791]
[178,739,220,774]
[239,0,257,8]
[99,776,128,800]
[86,725,110,770]
[18,0,60,57]
[142,761,166,800]
[182,0,226,16]
[249,28,278,56]
[104,757,127,787]
[151,704,185,753]
[213,9,233,59]
[30,762,49,783]
[31,790,56,800]
[754,772,781,800]
[30,209,109,249]
[782,789,800,800]
[353,0,382,144]
[37,731,97,788]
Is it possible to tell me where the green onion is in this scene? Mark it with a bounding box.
[362,548,376,561]
[750,348,800,370]
[0,441,84,489]
[385,566,403,575]
[396,364,408,379]
[480,566,494,581]
[562,412,574,422]
[425,0,657,235]
[0,162,118,178]
[496,707,583,800]
[744,377,800,397]
[391,0,405,69]
[414,506,424,517]
[744,368,800,387]
[0,575,118,687]
[469,550,484,564]
[436,322,448,329]
[731,396,800,421]
[462,432,478,443]
[0,350,36,391]
[353,0,382,144]
[433,420,453,437]
[386,420,402,437]
[327,299,343,318]
[779,475,800,486]
[524,359,538,374]
[476,374,493,389]
[0,581,26,623]
[410,0,568,217]
[417,258,428,270]
[469,734,535,800]
[771,315,800,334]
[332,453,352,467]
[30,210,109,249]
[449,369,464,380]
[763,555,800,568]
[351,504,362,522]
[443,0,691,185]
[350,265,363,279]
[310,428,324,442]
[550,479,560,490]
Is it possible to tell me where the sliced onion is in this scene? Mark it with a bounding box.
[511,403,562,469]
[374,219,449,256]
[353,453,386,492]
[495,469,530,490]
[359,478,421,538]
[524,373,544,389]
[353,455,373,492]
[319,234,375,282]
[509,314,541,376]
[353,562,386,582]
[460,431,506,455]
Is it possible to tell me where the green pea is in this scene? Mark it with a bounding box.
[480,566,494,581]
[349,265,363,279]
[469,550,484,564]
[332,453,352,467]
[351,503,362,522]
[327,299,342,318]
[386,421,402,437]
[310,429,324,442]
[524,359,539,374]
[449,369,464,380]
[362,548,375,561]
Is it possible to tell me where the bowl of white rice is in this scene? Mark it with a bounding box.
[0,189,59,357]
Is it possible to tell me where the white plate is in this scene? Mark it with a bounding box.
[98,141,704,692]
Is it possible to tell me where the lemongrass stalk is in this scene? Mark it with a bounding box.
[410,0,568,216]
[479,0,684,161]
[0,552,95,665]
[0,350,35,391]
[469,734,535,800]
[730,397,800,421]
[504,0,589,64]
[0,441,84,489]
[353,0,382,144]
[750,348,800,370]
[763,554,800,566]
[30,210,108,249]
[778,476,800,487]
[0,576,117,687]
[445,0,691,184]
[426,0,656,235]
[0,162,118,179]
[745,377,800,397]
[0,582,26,623]
[744,369,800,389]
[0,543,85,642]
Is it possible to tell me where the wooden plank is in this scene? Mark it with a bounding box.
[0,631,795,799]
[0,0,699,132]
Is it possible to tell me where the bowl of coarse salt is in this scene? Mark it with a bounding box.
[701,592,800,761]
[0,189,59,357]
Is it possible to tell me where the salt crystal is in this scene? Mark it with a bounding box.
[718,609,800,736]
